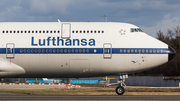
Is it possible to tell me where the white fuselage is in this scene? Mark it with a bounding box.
[0,22,169,78]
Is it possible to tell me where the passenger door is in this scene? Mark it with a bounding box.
[61,23,71,39]
[103,43,112,59]
[6,43,15,59]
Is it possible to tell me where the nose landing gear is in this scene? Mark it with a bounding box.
[116,74,128,95]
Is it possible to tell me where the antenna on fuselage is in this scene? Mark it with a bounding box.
[67,20,71,22]
[57,19,61,22]
[104,15,107,22]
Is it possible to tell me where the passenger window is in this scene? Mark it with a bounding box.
[39,31,41,33]
[54,31,56,33]
[61,49,63,53]
[72,49,74,53]
[127,49,130,53]
[24,31,27,33]
[150,50,152,53]
[49,49,52,53]
[138,49,141,53]
[50,31,52,33]
[75,49,78,53]
[120,49,122,53]
[57,49,59,53]
[102,31,104,33]
[83,31,86,33]
[131,49,134,53]
[53,49,56,53]
[146,49,148,53]
[10,31,12,33]
[83,49,85,53]
[124,49,126,53]
[32,31,34,33]
[76,31,78,33]
[58,31,60,33]
[142,49,145,53]
[157,49,159,53]
[17,31,19,33]
[87,31,89,33]
[47,31,49,33]
[28,31,30,33]
[64,49,67,53]
[135,49,137,53]
[27,49,30,53]
[94,31,96,33]
[153,49,156,53]
[38,49,41,53]
[42,49,44,53]
[24,49,26,53]
[91,31,93,33]
[105,49,107,53]
[31,49,34,53]
[20,49,22,53]
[14,31,16,33]
[98,31,100,33]
[161,49,163,53]
[86,49,89,53]
[79,49,82,53]
[43,31,45,33]
[2,31,4,33]
[68,49,70,53]
[7,49,10,53]
[72,31,74,33]
[6,31,8,33]
[36,31,38,33]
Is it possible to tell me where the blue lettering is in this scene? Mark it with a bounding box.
[65,39,71,46]
[39,39,45,46]
[57,37,64,46]
[31,37,95,46]
[47,37,51,46]
[81,39,87,46]
[89,39,95,46]
[52,37,56,46]
[73,39,79,46]
[31,37,38,46]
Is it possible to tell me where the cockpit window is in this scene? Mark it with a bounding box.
[131,28,143,32]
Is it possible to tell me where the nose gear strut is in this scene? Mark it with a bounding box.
[116,74,128,95]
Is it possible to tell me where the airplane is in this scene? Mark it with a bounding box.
[0,21,176,95]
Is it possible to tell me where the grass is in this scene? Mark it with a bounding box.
[0,85,180,95]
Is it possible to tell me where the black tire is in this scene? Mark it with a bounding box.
[116,86,125,95]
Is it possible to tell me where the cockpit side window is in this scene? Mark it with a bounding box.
[131,28,143,32]
[138,28,143,32]
[134,29,138,32]
[131,28,134,32]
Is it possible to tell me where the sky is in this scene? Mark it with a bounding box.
[0,0,180,37]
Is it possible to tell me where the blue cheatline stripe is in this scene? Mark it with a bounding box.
[1,48,169,54]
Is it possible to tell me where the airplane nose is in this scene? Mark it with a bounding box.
[168,46,176,61]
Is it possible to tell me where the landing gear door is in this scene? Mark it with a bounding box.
[6,43,15,59]
[103,43,112,59]
[61,23,71,39]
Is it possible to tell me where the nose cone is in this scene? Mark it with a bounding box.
[168,46,176,61]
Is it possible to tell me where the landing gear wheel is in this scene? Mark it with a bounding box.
[116,86,125,95]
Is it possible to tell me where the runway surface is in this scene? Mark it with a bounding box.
[0,92,180,100]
